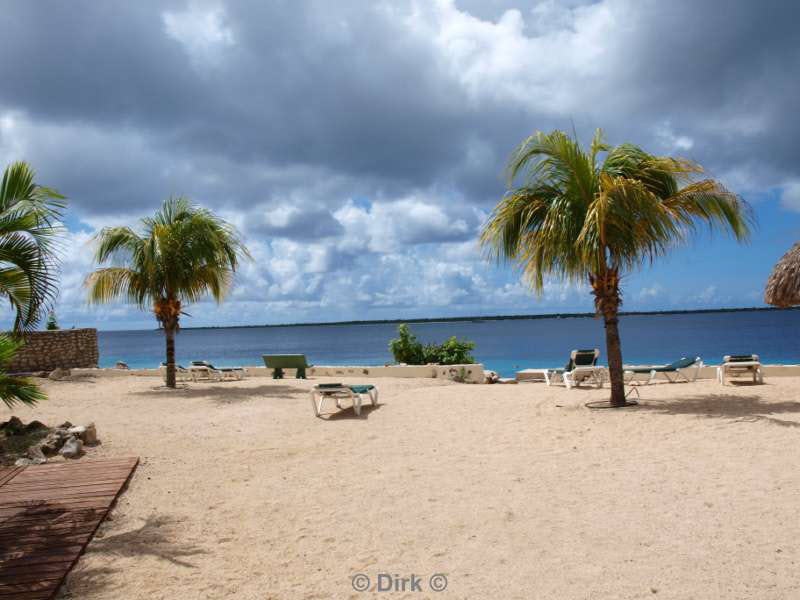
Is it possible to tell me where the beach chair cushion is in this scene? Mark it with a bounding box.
[349,384,375,394]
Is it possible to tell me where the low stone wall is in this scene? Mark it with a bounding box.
[72,363,487,383]
[6,329,99,372]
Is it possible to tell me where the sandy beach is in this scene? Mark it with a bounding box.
[6,374,800,599]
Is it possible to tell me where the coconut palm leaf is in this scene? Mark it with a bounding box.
[0,162,66,331]
[0,335,45,409]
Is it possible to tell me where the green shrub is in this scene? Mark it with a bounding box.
[46,311,59,330]
[388,324,426,365]
[389,324,475,365]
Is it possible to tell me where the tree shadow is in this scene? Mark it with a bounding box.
[86,514,206,567]
[60,515,207,598]
[637,394,800,428]
[320,403,383,421]
[130,384,307,404]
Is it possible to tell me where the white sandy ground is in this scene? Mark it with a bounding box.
[5,374,800,600]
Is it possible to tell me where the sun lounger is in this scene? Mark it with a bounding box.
[624,356,703,384]
[717,354,763,384]
[310,383,378,417]
[191,360,246,380]
[533,349,604,389]
[262,354,312,379]
[187,363,222,381]
[160,362,194,382]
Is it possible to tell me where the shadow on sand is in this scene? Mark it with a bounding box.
[637,393,800,428]
[63,515,207,597]
[131,384,307,404]
[320,403,383,421]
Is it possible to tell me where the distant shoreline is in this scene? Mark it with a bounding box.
[173,306,798,331]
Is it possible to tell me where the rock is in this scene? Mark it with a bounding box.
[1,416,24,434]
[27,444,47,461]
[40,432,66,455]
[68,423,98,446]
[83,423,98,446]
[115,361,129,369]
[59,436,84,459]
[14,458,33,466]
[23,420,47,433]
[58,421,73,429]
[49,368,71,381]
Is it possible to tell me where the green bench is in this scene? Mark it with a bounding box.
[262,354,312,379]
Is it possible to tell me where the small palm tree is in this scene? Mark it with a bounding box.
[1,162,66,331]
[86,197,250,388]
[0,335,45,409]
[481,129,752,407]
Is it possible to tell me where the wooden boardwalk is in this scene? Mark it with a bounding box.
[0,457,139,599]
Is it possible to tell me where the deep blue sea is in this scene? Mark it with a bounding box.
[97,310,800,378]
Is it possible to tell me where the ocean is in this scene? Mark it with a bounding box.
[97,310,799,378]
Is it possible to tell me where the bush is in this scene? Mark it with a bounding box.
[389,324,475,366]
[388,324,426,365]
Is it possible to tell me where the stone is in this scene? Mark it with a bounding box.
[49,368,71,381]
[27,444,47,461]
[58,421,73,429]
[23,420,47,433]
[1,416,24,434]
[14,458,33,466]
[83,423,98,446]
[115,361,129,369]
[59,436,84,459]
[67,423,98,446]
[40,432,66,456]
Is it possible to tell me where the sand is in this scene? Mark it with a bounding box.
[6,373,800,599]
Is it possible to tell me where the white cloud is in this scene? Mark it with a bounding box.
[781,180,800,212]
[637,283,664,300]
[163,2,235,67]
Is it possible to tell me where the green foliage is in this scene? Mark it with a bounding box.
[45,311,59,330]
[0,162,66,331]
[0,335,45,409]
[389,324,475,365]
[481,129,753,289]
[86,197,251,315]
[425,336,475,365]
[388,324,426,365]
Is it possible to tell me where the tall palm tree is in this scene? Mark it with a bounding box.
[1,162,65,331]
[86,197,250,388]
[0,335,45,409]
[481,129,752,407]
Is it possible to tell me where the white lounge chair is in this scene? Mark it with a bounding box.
[160,362,194,382]
[191,360,246,380]
[624,356,703,385]
[717,354,763,384]
[533,349,605,389]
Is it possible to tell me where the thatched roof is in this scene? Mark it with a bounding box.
[765,242,800,307]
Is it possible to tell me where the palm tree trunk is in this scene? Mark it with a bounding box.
[603,310,626,406]
[590,268,626,407]
[164,324,176,388]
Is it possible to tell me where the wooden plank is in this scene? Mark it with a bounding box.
[0,467,25,488]
[0,457,138,600]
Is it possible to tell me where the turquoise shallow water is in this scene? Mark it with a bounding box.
[98,310,799,378]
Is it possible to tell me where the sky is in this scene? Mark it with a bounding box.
[1,0,799,330]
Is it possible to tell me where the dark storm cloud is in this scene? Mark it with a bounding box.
[1,0,799,230]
